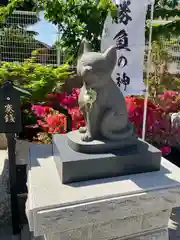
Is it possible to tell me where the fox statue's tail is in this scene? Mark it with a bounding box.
[100,109,134,141]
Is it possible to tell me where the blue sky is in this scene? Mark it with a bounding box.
[27,12,57,47]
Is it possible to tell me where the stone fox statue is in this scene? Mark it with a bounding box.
[77,40,134,142]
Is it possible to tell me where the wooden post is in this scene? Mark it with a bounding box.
[0,81,31,238]
[6,133,21,236]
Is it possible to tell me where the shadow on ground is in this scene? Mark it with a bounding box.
[169,207,180,239]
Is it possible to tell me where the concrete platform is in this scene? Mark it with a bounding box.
[26,144,180,240]
[1,144,180,240]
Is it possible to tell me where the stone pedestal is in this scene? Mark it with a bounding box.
[53,134,161,184]
[26,144,180,240]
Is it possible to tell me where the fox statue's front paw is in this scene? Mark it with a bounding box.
[79,126,87,133]
[81,132,92,142]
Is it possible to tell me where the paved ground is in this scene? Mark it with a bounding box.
[0,207,180,239]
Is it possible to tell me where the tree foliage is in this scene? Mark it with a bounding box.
[147,0,180,40]
[41,0,180,56]
[45,0,118,57]
[0,0,38,25]
[2,0,180,58]
[146,40,180,99]
[42,0,180,57]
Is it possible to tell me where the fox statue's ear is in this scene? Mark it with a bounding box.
[77,39,92,59]
[103,46,117,71]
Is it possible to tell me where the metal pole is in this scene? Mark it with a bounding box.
[57,24,61,66]
[142,2,155,141]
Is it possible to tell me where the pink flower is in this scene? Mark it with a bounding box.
[160,146,171,156]
[157,90,180,113]
[32,105,50,117]
[31,90,178,150]
[48,90,79,109]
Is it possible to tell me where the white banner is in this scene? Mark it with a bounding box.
[101,0,154,96]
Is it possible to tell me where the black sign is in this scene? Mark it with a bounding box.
[0,82,21,133]
[0,81,30,133]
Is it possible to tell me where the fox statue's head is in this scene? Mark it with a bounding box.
[77,40,117,88]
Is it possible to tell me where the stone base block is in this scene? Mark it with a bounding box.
[67,129,138,154]
[53,134,161,184]
[42,228,169,240]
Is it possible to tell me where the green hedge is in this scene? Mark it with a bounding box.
[0,57,72,103]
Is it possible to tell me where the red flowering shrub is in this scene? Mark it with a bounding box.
[31,89,85,142]
[31,88,180,155]
[48,88,80,109]
[68,107,85,130]
[32,105,52,117]
[125,96,172,153]
[125,96,161,137]
[32,106,66,134]
[156,90,180,114]
[125,92,180,155]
